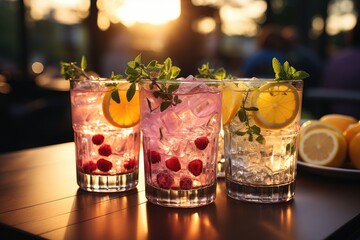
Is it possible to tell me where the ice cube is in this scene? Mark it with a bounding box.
[191,94,216,118]
[142,116,163,137]
[160,109,182,133]
[175,76,206,94]
[173,102,198,127]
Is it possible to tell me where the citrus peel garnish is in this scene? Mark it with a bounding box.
[251,82,300,130]
[222,82,243,126]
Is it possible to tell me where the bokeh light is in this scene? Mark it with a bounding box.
[25,0,90,25]
[97,0,181,30]
[326,0,358,35]
[31,61,44,74]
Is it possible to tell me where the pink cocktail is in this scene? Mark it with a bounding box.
[70,79,140,192]
[139,76,222,207]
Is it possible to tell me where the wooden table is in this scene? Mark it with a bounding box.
[0,142,360,240]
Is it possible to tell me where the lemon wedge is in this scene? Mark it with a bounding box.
[221,82,243,126]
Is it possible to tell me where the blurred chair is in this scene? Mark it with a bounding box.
[304,88,360,119]
[307,18,360,119]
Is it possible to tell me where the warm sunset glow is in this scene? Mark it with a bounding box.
[24,0,90,24]
[196,0,268,36]
[193,17,216,34]
[220,5,261,36]
[97,0,181,29]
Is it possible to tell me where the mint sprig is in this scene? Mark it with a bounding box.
[272,57,310,80]
[196,62,234,80]
[235,92,265,144]
[125,54,181,112]
[60,56,90,80]
[61,56,124,103]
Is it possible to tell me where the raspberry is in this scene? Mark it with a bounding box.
[98,144,112,156]
[194,136,209,150]
[188,159,203,176]
[156,171,174,189]
[92,134,104,145]
[97,158,113,172]
[82,161,97,174]
[179,175,193,190]
[124,158,136,170]
[148,150,161,164]
[165,156,181,172]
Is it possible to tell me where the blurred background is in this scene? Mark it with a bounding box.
[1,0,360,153]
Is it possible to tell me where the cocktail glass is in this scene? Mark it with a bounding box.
[139,76,222,207]
[217,127,225,178]
[70,78,140,192]
[223,78,303,203]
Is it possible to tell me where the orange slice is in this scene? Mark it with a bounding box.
[222,82,243,126]
[102,85,140,128]
[251,82,300,129]
[299,128,347,167]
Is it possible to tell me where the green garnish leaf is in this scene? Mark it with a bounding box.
[214,68,226,80]
[124,54,182,111]
[160,101,172,112]
[60,56,90,80]
[256,135,265,144]
[238,108,247,122]
[168,84,180,93]
[235,91,265,144]
[164,57,172,72]
[126,82,136,102]
[171,66,181,79]
[110,71,123,80]
[126,67,140,78]
[235,131,247,136]
[272,57,310,80]
[251,125,261,135]
[196,63,230,80]
[293,71,310,80]
[111,88,120,104]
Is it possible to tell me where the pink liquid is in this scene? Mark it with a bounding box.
[139,79,221,207]
[70,80,140,192]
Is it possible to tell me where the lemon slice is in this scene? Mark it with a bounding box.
[299,128,347,167]
[222,82,243,126]
[102,85,140,128]
[300,120,342,136]
[251,82,300,129]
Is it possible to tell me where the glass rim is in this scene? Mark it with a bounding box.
[223,78,304,83]
[139,78,223,85]
[69,77,128,83]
